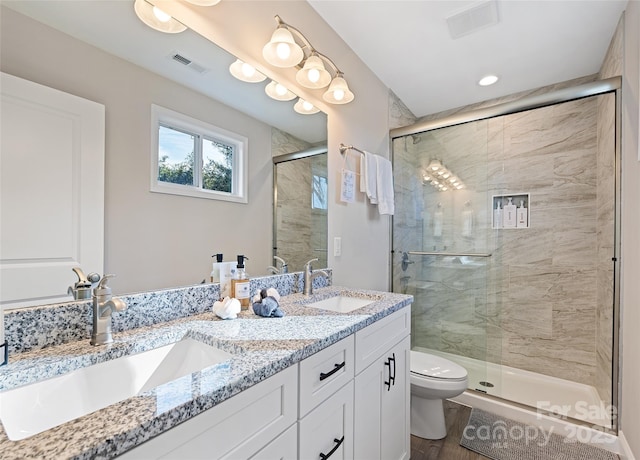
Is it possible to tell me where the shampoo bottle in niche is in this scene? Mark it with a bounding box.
[231,255,251,309]
[517,200,528,228]
[503,197,517,228]
[493,200,503,229]
[210,253,224,283]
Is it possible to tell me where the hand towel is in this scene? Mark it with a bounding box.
[213,296,241,319]
[375,155,395,215]
[360,152,378,204]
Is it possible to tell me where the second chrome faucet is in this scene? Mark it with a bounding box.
[91,275,127,346]
[303,258,329,296]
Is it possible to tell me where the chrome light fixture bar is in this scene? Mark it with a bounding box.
[263,15,355,104]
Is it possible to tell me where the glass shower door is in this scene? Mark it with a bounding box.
[391,120,494,394]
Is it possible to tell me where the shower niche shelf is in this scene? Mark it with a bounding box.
[492,193,530,229]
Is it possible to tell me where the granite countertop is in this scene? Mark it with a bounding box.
[0,286,412,459]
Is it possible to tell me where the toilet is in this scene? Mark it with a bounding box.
[410,350,468,440]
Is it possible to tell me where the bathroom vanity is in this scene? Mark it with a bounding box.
[0,286,412,459]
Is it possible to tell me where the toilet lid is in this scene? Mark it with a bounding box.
[410,351,467,379]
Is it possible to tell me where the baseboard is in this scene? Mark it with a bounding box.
[619,431,637,460]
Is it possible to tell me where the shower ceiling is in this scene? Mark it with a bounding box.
[309,0,627,118]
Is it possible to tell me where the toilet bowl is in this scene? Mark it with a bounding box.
[410,350,468,440]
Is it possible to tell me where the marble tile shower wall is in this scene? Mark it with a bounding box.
[395,94,616,393]
[4,271,331,355]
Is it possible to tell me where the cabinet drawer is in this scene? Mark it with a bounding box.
[299,335,354,417]
[299,380,354,460]
[249,423,297,460]
[355,307,410,374]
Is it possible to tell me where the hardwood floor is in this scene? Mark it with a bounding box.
[410,400,490,460]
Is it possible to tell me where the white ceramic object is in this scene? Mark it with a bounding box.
[410,350,468,440]
[305,295,374,313]
[0,338,232,440]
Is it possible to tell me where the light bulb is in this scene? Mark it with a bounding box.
[333,89,345,101]
[308,68,320,83]
[152,6,171,22]
[303,100,314,111]
[275,83,287,96]
[241,62,256,78]
[276,42,291,60]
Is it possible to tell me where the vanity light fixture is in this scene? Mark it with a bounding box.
[263,15,355,104]
[423,160,465,191]
[133,0,186,34]
[229,59,267,83]
[294,98,320,115]
[265,80,297,101]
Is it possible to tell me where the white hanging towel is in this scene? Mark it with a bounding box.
[375,155,395,215]
[360,152,378,204]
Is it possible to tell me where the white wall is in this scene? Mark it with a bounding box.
[0,7,274,295]
[621,2,640,456]
[155,0,392,291]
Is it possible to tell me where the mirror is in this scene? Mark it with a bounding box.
[1,1,327,300]
[273,146,328,273]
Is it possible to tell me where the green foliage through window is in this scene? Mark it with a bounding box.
[158,124,234,194]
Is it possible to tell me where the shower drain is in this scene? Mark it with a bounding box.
[478,381,494,388]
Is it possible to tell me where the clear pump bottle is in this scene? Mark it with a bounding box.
[231,255,251,309]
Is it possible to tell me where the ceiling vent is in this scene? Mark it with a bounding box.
[169,52,209,74]
[446,0,499,39]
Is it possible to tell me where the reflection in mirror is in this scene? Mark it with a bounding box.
[1,1,328,303]
[273,146,328,273]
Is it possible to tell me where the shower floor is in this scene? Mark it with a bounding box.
[413,346,612,428]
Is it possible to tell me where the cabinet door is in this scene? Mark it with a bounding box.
[354,335,410,460]
[381,335,410,460]
[299,380,354,460]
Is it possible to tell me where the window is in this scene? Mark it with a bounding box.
[151,104,248,203]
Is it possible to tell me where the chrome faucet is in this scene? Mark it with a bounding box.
[91,274,126,346]
[68,267,101,300]
[273,256,289,274]
[303,258,329,296]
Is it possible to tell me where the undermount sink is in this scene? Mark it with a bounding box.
[305,294,377,313]
[0,338,232,441]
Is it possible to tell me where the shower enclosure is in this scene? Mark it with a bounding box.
[391,78,620,431]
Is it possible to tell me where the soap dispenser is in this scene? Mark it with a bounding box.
[517,200,528,228]
[231,255,251,309]
[493,200,503,229]
[503,197,517,228]
[210,253,224,283]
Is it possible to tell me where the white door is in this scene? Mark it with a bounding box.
[0,72,105,308]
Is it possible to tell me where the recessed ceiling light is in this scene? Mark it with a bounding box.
[478,75,499,86]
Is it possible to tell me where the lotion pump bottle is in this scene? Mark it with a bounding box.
[494,200,503,229]
[517,200,528,228]
[231,255,251,309]
[210,253,223,283]
[503,197,517,228]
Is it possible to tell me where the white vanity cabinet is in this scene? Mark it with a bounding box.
[117,307,410,460]
[353,308,411,460]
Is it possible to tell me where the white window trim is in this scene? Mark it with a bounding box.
[150,104,248,203]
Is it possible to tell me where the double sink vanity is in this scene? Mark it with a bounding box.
[0,275,412,459]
